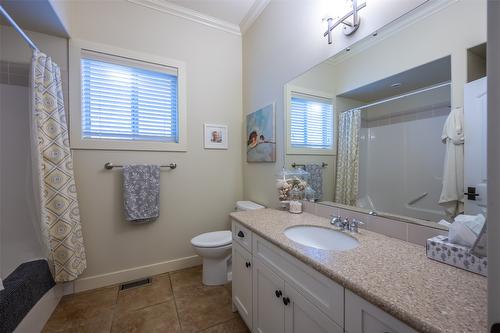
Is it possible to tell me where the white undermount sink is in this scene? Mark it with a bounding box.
[284,225,359,251]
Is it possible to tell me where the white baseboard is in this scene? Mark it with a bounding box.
[14,283,63,333]
[73,255,202,293]
[63,281,75,295]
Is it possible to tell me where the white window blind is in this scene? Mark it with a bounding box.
[290,93,334,149]
[81,53,178,142]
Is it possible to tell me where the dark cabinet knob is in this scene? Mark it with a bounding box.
[237,231,244,238]
[245,261,251,268]
[275,290,282,298]
[282,297,290,306]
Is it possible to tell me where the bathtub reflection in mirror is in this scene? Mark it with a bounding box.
[282,2,486,226]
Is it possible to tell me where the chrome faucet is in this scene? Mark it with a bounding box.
[341,217,350,231]
[330,215,363,233]
[330,215,343,228]
[330,215,350,230]
[349,219,364,233]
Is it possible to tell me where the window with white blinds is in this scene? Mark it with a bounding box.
[290,93,334,149]
[81,53,178,142]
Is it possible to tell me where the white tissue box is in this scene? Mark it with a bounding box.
[426,235,487,276]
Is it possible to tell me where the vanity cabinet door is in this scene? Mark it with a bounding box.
[345,290,418,333]
[284,282,343,333]
[232,242,253,329]
[253,259,285,333]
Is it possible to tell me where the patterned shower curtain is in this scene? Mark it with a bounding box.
[31,50,86,282]
[335,109,361,206]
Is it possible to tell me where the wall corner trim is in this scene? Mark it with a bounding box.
[240,0,271,34]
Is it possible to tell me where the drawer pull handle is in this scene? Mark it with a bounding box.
[275,290,282,298]
[282,297,290,306]
[237,231,244,238]
[245,261,251,268]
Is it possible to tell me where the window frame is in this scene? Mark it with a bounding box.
[284,84,336,155]
[69,39,187,151]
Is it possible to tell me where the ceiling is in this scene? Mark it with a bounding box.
[1,0,269,38]
[338,56,452,102]
[0,0,68,37]
[147,0,270,34]
[168,0,256,26]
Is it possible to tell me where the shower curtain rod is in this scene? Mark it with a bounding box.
[347,81,451,112]
[0,5,39,50]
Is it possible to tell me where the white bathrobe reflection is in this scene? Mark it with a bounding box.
[439,107,464,219]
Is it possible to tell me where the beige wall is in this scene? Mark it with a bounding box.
[242,0,428,208]
[53,1,243,290]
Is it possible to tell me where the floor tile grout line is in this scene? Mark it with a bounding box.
[110,273,175,332]
[43,266,248,333]
[169,272,185,332]
[195,316,239,333]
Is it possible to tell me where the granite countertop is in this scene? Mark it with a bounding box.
[230,209,487,333]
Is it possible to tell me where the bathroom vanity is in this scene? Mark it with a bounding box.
[230,209,486,333]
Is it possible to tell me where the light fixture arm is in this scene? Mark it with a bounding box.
[323,0,366,44]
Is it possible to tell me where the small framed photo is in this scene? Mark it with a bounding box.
[204,124,228,149]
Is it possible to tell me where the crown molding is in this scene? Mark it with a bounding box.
[240,0,271,34]
[127,0,242,35]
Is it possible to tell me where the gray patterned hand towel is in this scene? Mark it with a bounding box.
[123,165,160,223]
[305,164,323,201]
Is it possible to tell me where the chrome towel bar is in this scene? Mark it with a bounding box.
[291,162,328,168]
[104,162,177,170]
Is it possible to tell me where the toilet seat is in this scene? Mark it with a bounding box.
[191,230,232,248]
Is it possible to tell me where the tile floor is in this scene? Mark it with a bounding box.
[43,266,250,333]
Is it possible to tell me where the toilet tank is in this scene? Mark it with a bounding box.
[236,201,264,211]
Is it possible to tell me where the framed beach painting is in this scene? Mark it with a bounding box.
[246,103,276,162]
[204,124,228,149]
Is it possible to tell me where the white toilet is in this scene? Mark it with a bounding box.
[191,201,264,286]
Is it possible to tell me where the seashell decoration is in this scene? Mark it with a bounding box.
[276,168,310,202]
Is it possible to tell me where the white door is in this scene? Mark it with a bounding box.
[252,259,285,333]
[232,242,253,329]
[464,77,487,215]
[284,282,342,333]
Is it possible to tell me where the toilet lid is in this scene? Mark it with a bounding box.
[191,230,232,248]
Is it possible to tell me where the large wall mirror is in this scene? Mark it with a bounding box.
[282,0,486,228]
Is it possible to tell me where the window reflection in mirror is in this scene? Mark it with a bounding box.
[283,1,486,226]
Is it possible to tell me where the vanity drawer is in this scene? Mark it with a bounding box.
[253,234,344,327]
[232,220,252,252]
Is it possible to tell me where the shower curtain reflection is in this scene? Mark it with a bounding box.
[334,109,361,206]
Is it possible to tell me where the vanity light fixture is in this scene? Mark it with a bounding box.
[323,0,366,44]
